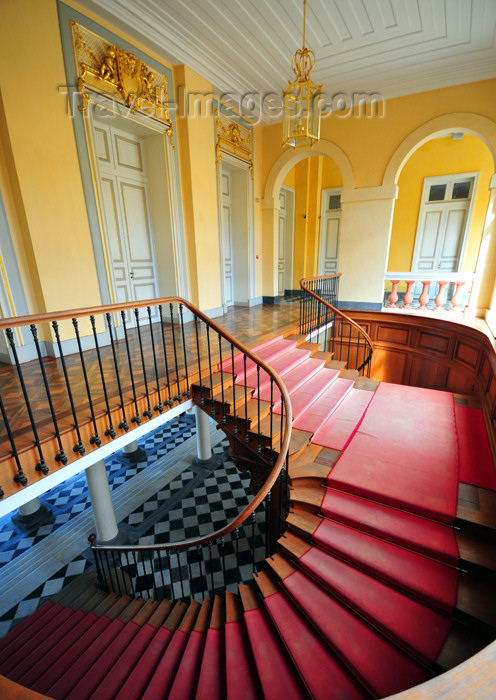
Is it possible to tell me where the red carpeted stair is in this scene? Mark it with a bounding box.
[2,333,495,699]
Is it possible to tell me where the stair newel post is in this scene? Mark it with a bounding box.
[179,304,190,398]
[134,308,153,419]
[206,326,215,417]
[105,313,129,432]
[120,311,142,425]
[73,318,102,445]
[147,306,163,413]
[168,303,182,403]
[158,306,173,409]
[90,315,116,439]
[51,320,85,456]
[218,335,226,425]
[0,387,26,488]
[30,323,68,466]
[194,315,204,406]
[231,345,238,435]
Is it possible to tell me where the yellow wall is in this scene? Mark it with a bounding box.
[388,134,493,272]
[282,156,343,288]
[0,0,101,314]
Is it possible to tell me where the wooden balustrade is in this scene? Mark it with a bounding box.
[384,273,474,311]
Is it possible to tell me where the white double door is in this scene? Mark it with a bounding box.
[93,121,159,311]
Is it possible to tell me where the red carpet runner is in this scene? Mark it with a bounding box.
[328,382,459,522]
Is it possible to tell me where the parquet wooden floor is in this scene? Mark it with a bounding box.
[0,302,300,462]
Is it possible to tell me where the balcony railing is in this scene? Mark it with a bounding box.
[299,274,373,376]
[384,272,474,311]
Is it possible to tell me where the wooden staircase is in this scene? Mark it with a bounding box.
[1,334,496,698]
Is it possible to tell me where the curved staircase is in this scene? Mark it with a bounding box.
[1,306,496,697]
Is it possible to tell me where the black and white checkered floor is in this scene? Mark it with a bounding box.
[0,412,265,638]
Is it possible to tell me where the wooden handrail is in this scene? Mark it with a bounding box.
[299,274,374,366]
[81,295,293,552]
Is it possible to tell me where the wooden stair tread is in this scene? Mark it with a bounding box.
[457,484,496,530]
[456,572,496,627]
[353,376,379,392]
[456,530,496,572]
[290,484,325,508]
[238,583,262,612]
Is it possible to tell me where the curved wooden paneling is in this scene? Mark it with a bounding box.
[346,311,496,456]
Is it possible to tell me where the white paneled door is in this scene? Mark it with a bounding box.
[319,189,341,275]
[93,121,158,317]
[221,172,234,307]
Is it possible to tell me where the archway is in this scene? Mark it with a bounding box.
[262,140,354,300]
[383,114,496,315]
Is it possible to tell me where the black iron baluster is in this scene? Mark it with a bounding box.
[51,321,85,456]
[149,552,158,599]
[177,551,185,600]
[219,536,226,589]
[90,315,116,439]
[234,527,240,583]
[251,511,256,574]
[278,469,284,540]
[179,304,190,399]
[256,366,262,455]
[324,304,330,353]
[187,549,194,598]
[103,551,111,593]
[269,379,274,465]
[147,307,163,414]
[158,306,173,409]
[30,324,67,465]
[112,551,122,596]
[158,553,166,600]
[169,304,182,403]
[231,346,238,435]
[134,309,153,420]
[244,355,249,444]
[72,318,101,446]
[125,552,136,598]
[166,549,174,601]
[347,322,352,368]
[265,491,271,558]
[194,316,204,407]
[119,311,141,425]
[198,546,206,598]
[208,541,215,596]
[218,335,226,425]
[0,386,28,486]
[105,313,129,432]
[206,326,215,417]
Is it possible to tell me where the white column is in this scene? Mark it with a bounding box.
[85,460,118,543]
[471,174,496,322]
[123,440,139,455]
[194,405,212,461]
[18,497,42,516]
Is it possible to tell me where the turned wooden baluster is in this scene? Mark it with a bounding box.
[450,281,465,310]
[434,281,448,310]
[402,281,415,309]
[417,281,431,310]
[387,280,400,308]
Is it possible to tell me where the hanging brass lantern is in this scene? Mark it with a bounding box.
[282,0,322,148]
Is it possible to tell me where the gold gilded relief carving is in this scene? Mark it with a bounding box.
[71,21,173,145]
[215,110,253,176]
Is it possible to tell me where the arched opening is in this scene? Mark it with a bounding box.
[383,115,496,314]
[262,140,354,301]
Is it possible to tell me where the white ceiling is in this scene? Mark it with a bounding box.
[77,0,496,122]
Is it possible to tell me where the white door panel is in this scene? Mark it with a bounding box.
[221,181,233,306]
[319,189,341,276]
[93,121,159,319]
